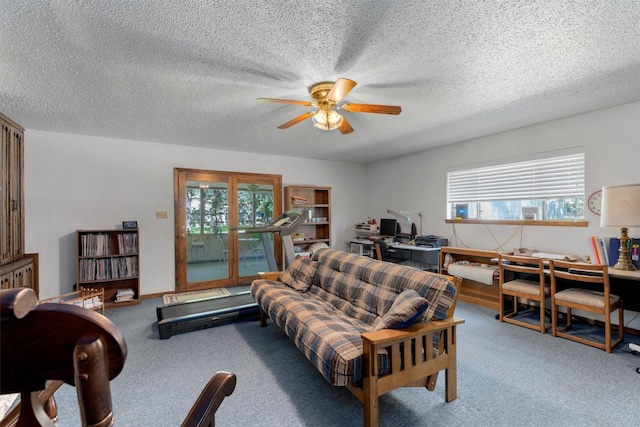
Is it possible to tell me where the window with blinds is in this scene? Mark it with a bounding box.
[446,149,585,221]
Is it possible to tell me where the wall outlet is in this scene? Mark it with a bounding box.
[156,211,168,219]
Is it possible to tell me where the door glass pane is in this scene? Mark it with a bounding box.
[186,180,229,283]
[236,183,274,277]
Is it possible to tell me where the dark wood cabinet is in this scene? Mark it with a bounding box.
[1,113,38,295]
[1,113,24,265]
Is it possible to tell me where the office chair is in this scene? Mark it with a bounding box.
[1,287,236,427]
[498,253,550,333]
[549,260,623,353]
[374,240,404,264]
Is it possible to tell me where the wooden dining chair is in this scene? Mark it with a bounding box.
[498,253,550,333]
[548,260,624,353]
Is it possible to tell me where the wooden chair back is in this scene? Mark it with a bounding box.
[1,287,236,427]
[1,287,127,426]
[498,253,549,333]
[548,260,624,352]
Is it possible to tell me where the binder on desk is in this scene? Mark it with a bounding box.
[607,238,620,267]
[607,237,640,268]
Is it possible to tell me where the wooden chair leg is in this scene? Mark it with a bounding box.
[618,305,624,343]
[605,310,612,353]
[551,301,557,337]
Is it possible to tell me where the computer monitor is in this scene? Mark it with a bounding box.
[379,218,397,238]
[455,204,468,219]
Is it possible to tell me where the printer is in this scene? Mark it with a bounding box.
[414,235,448,247]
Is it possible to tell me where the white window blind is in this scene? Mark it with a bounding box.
[447,151,585,203]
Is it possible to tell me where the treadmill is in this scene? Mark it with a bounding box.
[157,208,310,339]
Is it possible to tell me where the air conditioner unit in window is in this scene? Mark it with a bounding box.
[521,206,540,220]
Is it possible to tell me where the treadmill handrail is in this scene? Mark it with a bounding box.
[230,208,310,236]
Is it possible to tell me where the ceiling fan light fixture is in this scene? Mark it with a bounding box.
[259,77,401,133]
[312,109,343,131]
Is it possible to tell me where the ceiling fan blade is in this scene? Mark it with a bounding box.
[341,103,402,115]
[326,78,357,103]
[256,98,313,107]
[277,112,315,129]
[338,117,354,135]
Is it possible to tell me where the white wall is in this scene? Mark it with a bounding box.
[364,101,640,329]
[365,102,640,254]
[24,132,366,299]
[22,102,640,329]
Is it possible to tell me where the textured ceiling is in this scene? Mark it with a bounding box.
[1,1,639,164]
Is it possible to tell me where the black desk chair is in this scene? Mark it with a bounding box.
[374,240,404,264]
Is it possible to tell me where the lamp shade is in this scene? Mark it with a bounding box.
[600,184,640,227]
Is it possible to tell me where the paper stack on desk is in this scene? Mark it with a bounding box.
[532,252,579,262]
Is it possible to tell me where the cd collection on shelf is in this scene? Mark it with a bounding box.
[117,232,138,254]
[78,256,138,282]
[80,232,138,256]
[80,233,111,256]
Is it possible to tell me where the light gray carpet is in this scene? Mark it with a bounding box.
[52,299,640,426]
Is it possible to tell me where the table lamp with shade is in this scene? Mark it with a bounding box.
[600,183,640,271]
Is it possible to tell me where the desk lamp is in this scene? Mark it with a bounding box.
[386,209,422,236]
[600,184,640,271]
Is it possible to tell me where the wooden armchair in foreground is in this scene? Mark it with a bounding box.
[1,288,235,427]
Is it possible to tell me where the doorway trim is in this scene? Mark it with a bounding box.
[174,168,282,292]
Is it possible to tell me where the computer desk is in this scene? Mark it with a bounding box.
[388,243,441,270]
[509,261,640,311]
[347,239,441,270]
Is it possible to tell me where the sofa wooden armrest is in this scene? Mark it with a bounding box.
[349,317,465,427]
[257,271,281,281]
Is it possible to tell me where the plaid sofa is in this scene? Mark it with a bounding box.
[250,248,458,387]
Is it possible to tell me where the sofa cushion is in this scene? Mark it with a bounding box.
[373,289,429,330]
[250,280,386,386]
[311,248,457,326]
[278,257,318,291]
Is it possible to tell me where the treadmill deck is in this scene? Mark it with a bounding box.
[156,291,259,339]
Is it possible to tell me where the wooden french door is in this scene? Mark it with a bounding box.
[174,168,282,292]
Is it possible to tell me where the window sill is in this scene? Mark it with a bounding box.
[445,219,588,227]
